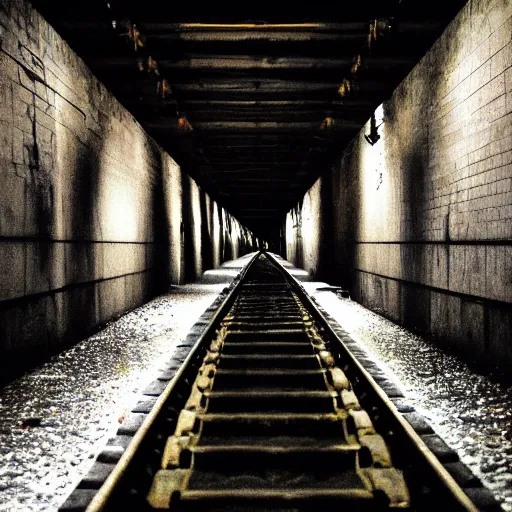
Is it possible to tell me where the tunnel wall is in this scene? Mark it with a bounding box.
[163,160,254,285]
[286,0,512,376]
[0,0,253,383]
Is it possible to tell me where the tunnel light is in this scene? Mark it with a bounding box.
[178,117,193,131]
[337,78,352,98]
[320,117,334,130]
[157,79,172,98]
[351,54,362,75]
[147,56,160,75]
[121,24,144,50]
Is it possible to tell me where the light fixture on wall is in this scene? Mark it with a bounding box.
[364,112,384,145]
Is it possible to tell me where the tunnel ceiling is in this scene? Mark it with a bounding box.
[31,1,467,239]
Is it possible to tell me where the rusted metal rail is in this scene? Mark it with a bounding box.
[61,252,499,512]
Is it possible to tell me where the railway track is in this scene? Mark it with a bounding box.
[61,252,500,512]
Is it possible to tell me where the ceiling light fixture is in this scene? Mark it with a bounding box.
[178,116,193,132]
[320,117,334,130]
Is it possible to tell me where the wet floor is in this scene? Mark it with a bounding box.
[1,252,511,511]
[0,254,254,512]
[303,282,512,512]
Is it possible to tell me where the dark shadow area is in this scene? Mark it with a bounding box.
[181,173,197,283]
[218,206,225,264]
[315,177,335,283]
[149,142,171,295]
[0,130,173,385]
[29,103,54,260]
[208,196,218,267]
[61,136,104,346]
[199,189,214,271]
[222,212,234,263]
[330,137,361,293]
[0,135,106,386]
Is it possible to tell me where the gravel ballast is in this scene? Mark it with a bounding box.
[1,253,510,511]
[303,281,512,512]
[0,255,254,512]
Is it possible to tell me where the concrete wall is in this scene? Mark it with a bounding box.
[0,0,253,384]
[286,0,512,377]
[163,161,254,285]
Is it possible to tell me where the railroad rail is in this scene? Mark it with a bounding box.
[61,252,500,512]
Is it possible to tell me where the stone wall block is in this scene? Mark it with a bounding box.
[485,245,512,302]
[0,169,25,236]
[460,299,486,360]
[488,305,512,373]
[0,241,25,300]
[401,282,431,333]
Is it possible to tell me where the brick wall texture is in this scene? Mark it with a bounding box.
[286,0,512,376]
[0,0,253,383]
